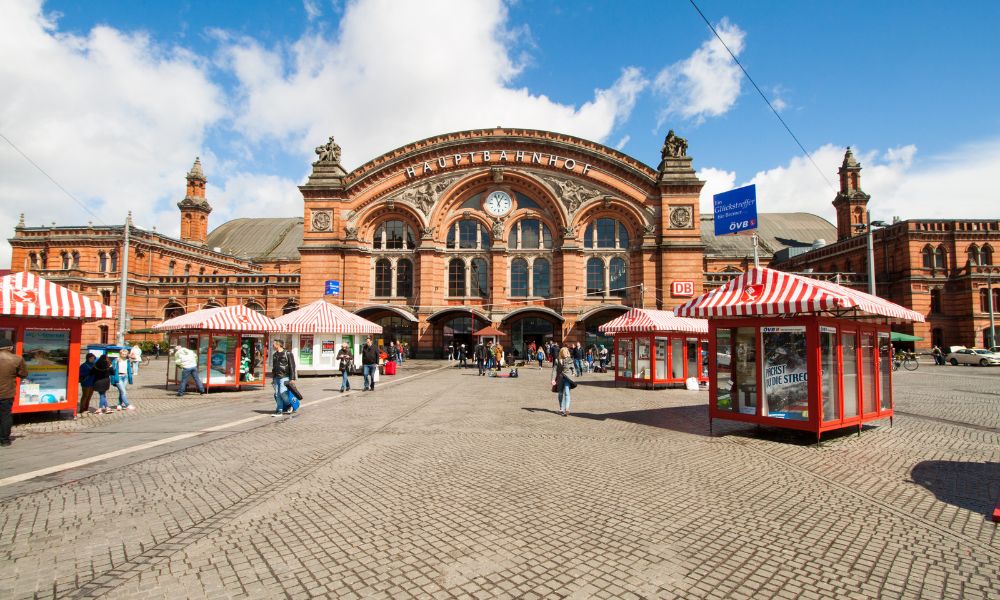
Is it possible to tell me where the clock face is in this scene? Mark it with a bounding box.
[484,190,514,217]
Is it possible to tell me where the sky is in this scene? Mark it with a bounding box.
[2,0,999,266]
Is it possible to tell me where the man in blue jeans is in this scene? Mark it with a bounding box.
[172,344,206,396]
[271,339,299,415]
[361,336,379,391]
[572,342,584,377]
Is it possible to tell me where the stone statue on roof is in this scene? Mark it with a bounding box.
[314,136,342,164]
[660,130,688,159]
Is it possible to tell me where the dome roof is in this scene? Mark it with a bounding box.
[205,217,303,261]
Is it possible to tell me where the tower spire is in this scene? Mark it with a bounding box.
[178,157,212,244]
[832,147,870,241]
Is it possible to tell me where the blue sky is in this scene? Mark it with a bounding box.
[2,0,999,265]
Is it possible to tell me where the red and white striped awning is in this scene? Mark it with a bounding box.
[674,267,925,322]
[153,305,282,332]
[1,271,113,320]
[275,300,382,334]
[598,308,708,335]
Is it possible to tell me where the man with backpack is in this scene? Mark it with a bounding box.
[361,336,379,391]
[271,339,299,415]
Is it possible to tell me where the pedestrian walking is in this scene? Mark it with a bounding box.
[271,339,299,415]
[474,340,487,376]
[0,340,28,446]
[154,342,161,359]
[536,347,545,369]
[129,344,143,375]
[336,342,353,392]
[572,342,584,377]
[931,345,944,366]
[361,336,379,391]
[551,346,576,417]
[458,344,468,368]
[586,347,595,373]
[172,343,206,396]
[599,345,609,370]
[91,354,113,414]
[109,349,134,411]
[78,353,97,415]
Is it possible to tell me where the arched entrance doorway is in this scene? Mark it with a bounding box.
[355,306,418,355]
[429,309,489,359]
[579,305,629,353]
[501,308,563,361]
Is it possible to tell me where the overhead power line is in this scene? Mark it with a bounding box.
[688,0,836,192]
[0,131,107,225]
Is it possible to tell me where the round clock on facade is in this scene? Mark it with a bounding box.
[484,190,514,217]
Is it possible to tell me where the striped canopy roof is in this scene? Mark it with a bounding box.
[153,304,282,332]
[1,271,113,320]
[674,267,925,322]
[598,308,708,335]
[274,300,382,334]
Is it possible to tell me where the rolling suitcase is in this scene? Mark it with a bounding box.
[384,360,396,375]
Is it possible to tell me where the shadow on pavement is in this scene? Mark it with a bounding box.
[523,405,712,436]
[910,460,1000,519]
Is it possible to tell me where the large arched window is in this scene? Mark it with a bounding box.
[109,251,118,272]
[446,220,491,250]
[373,220,415,250]
[246,301,265,314]
[969,244,981,266]
[167,260,175,276]
[935,245,947,269]
[533,258,550,298]
[396,259,413,297]
[71,251,80,269]
[583,218,630,249]
[448,259,466,297]
[921,245,933,268]
[609,257,627,297]
[375,259,393,297]
[164,302,185,320]
[510,258,529,297]
[282,299,299,314]
[29,252,39,269]
[61,252,71,270]
[507,219,552,250]
[983,244,994,266]
[586,258,604,296]
[471,258,489,297]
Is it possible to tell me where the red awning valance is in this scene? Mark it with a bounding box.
[1,272,113,320]
[674,268,925,322]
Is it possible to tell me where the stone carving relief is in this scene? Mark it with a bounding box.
[643,223,656,236]
[660,129,688,159]
[561,225,577,239]
[492,219,506,240]
[421,225,436,239]
[310,209,332,232]
[389,174,462,217]
[669,205,693,229]
[540,175,603,216]
[491,167,504,183]
[344,224,358,240]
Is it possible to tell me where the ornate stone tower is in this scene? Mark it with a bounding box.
[832,147,870,241]
[177,157,212,244]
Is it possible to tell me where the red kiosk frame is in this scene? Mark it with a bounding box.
[676,268,925,441]
[154,305,282,391]
[1,272,114,416]
[598,309,710,388]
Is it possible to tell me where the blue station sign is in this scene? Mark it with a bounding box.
[324,280,341,296]
[713,184,758,236]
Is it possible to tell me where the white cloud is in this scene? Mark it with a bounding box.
[698,140,1000,226]
[303,0,322,21]
[654,18,745,124]
[221,0,647,169]
[0,0,226,266]
[615,135,631,151]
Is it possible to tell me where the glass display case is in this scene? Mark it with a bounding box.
[167,331,269,390]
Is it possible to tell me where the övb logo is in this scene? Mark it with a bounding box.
[740,284,764,302]
[236,314,251,324]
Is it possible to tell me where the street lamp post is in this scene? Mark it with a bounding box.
[988,268,997,348]
[856,211,888,296]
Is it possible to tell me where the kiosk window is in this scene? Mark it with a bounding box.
[761,327,808,421]
[842,333,858,418]
[820,327,840,422]
[878,333,892,410]
[715,329,733,411]
[734,327,757,415]
[861,333,876,414]
[20,329,70,406]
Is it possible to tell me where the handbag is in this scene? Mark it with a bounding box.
[551,373,562,393]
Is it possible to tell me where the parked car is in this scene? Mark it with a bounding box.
[945,348,1000,366]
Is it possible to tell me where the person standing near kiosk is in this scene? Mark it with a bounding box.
[0,341,28,446]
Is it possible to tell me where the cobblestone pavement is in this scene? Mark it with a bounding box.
[0,359,997,599]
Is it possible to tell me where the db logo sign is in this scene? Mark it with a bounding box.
[11,287,37,305]
[671,281,695,297]
[740,284,765,302]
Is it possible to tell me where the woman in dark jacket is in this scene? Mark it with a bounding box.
[78,353,97,415]
[91,354,113,414]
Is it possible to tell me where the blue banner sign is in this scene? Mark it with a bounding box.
[713,184,758,236]
[324,280,340,296]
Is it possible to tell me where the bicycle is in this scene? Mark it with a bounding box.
[892,351,919,371]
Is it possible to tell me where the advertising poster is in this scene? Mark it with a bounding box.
[20,329,70,406]
[300,335,314,366]
[321,340,336,356]
[761,326,808,420]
